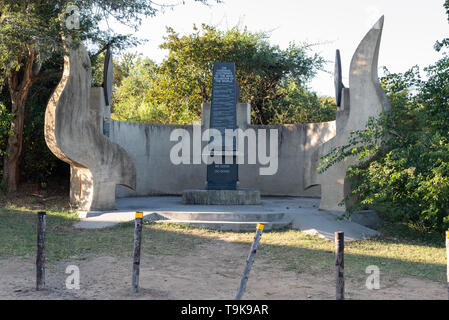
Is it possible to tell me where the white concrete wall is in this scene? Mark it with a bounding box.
[110,118,336,198]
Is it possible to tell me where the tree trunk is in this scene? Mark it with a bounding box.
[2,45,38,192]
[3,96,27,192]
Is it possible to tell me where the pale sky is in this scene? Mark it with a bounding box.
[111,0,449,97]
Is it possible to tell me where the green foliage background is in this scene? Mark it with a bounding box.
[112,24,336,125]
[2,0,448,237]
[320,60,449,234]
[0,52,66,186]
[317,0,449,235]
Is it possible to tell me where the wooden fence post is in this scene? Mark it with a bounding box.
[36,211,46,291]
[335,231,344,300]
[235,223,264,300]
[132,211,143,293]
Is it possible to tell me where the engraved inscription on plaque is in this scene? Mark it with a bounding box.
[207,62,238,190]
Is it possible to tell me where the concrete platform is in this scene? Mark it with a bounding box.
[182,189,261,205]
[75,196,381,241]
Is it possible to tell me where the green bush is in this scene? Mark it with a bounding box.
[20,56,65,184]
[0,85,14,188]
[0,101,14,157]
[112,24,330,125]
[320,61,449,234]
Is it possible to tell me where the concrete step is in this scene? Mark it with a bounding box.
[154,219,293,232]
[154,211,286,222]
[74,197,380,240]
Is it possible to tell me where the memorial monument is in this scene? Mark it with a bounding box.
[206,62,238,190]
[182,62,261,205]
[44,16,390,216]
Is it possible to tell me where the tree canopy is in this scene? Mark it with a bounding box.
[0,0,216,191]
[112,24,334,125]
[320,28,449,234]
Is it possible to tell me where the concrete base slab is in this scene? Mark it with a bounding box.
[291,209,380,241]
[74,196,381,241]
[182,189,261,205]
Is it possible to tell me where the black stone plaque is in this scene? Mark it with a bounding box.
[207,62,238,190]
[334,49,345,107]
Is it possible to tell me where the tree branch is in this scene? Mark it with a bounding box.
[90,40,115,59]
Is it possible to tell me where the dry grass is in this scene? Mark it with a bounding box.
[0,182,446,284]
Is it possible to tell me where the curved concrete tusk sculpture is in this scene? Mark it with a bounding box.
[305,16,391,212]
[44,42,136,211]
[346,15,390,132]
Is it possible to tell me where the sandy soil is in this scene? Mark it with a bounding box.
[0,240,446,300]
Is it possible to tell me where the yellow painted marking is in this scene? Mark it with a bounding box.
[446,231,449,239]
[135,212,143,219]
[257,223,265,230]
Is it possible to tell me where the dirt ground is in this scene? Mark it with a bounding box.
[0,239,446,300]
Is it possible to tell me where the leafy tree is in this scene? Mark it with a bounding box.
[319,1,449,234]
[139,24,326,124]
[319,59,449,233]
[21,54,65,186]
[0,0,216,191]
[112,56,161,122]
[0,101,13,158]
[112,52,143,89]
[266,79,336,124]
